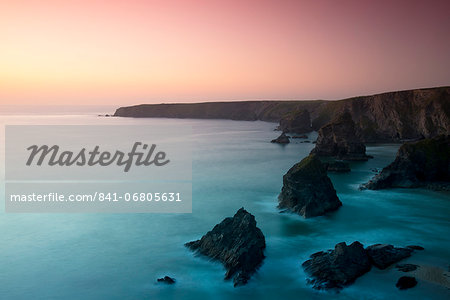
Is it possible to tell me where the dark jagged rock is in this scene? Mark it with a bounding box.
[303,242,421,291]
[278,109,312,133]
[271,132,290,144]
[157,276,176,284]
[362,135,450,190]
[366,244,413,269]
[311,111,370,161]
[292,134,308,139]
[396,264,419,272]
[302,242,371,290]
[278,154,342,218]
[325,161,351,173]
[396,276,417,290]
[185,208,265,287]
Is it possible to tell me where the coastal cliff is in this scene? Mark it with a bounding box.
[307,87,450,142]
[114,100,324,122]
[114,87,450,142]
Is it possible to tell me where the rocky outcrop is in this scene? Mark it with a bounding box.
[185,208,265,287]
[303,242,421,290]
[362,135,450,190]
[115,87,450,143]
[407,245,425,251]
[396,264,419,272]
[302,242,372,290]
[396,276,417,290]
[278,109,312,133]
[157,276,176,284]
[366,244,413,269]
[325,161,351,172]
[311,111,370,161]
[271,132,290,144]
[278,154,342,218]
[292,134,308,139]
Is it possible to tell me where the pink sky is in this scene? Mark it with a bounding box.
[1,0,449,105]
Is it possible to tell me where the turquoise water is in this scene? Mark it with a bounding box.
[0,114,449,299]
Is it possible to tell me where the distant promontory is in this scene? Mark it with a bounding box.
[114,87,450,142]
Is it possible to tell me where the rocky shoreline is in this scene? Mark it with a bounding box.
[135,87,449,295]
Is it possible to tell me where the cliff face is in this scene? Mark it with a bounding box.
[362,135,450,190]
[114,87,450,142]
[278,109,312,133]
[306,87,450,142]
[311,111,370,161]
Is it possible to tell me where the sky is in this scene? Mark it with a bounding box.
[0,0,449,105]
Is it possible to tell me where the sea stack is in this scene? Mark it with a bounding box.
[185,208,266,287]
[311,111,370,161]
[278,154,342,218]
[362,135,450,190]
[271,132,290,144]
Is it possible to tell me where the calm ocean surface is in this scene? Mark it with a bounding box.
[0,112,449,299]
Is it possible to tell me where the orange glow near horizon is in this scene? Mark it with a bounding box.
[1,0,449,105]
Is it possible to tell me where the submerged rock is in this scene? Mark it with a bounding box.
[157,276,176,284]
[396,264,419,272]
[302,242,371,290]
[396,276,417,290]
[366,244,413,269]
[278,154,342,218]
[185,208,265,287]
[362,135,450,190]
[325,161,351,172]
[311,111,370,161]
[271,132,290,144]
[407,245,425,251]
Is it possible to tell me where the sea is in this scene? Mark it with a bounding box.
[0,106,449,299]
